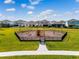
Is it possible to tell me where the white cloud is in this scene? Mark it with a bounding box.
[37,9,55,20]
[39,10,54,16]
[29,9,64,21]
[12,1,15,4]
[6,8,16,12]
[21,4,27,8]
[27,11,33,14]
[74,10,79,13]
[64,9,79,16]
[76,0,79,2]
[63,9,79,19]
[4,0,15,4]
[4,0,11,3]
[21,4,35,10]
[27,9,61,21]
[27,10,54,20]
[64,12,73,17]
[0,14,3,17]
[29,0,42,5]
[27,5,35,10]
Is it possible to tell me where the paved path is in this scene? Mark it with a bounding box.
[1,50,79,57]
[37,41,48,52]
[0,43,79,57]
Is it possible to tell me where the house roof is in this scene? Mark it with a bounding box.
[50,21,65,24]
[68,19,79,22]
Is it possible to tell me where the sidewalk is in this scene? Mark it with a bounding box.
[0,43,79,57]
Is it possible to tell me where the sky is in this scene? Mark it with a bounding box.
[0,0,79,21]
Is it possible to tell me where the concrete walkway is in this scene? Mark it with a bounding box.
[0,43,79,57]
[37,41,48,52]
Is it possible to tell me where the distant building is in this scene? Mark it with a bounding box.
[24,20,49,27]
[1,20,11,27]
[49,21,66,28]
[0,21,2,27]
[24,20,66,27]
[68,19,79,28]
[14,20,26,27]
[0,19,67,28]
[41,20,49,26]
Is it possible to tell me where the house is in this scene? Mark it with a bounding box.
[0,19,67,28]
[0,21,2,27]
[34,21,43,26]
[68,19,79,28]
[1,20,11,27]
[49,21,66,28]
[14,20,26,27]
[24,20,49,27]
[24,21,36,27]
[41,20,49,26]
[23,20,66,27]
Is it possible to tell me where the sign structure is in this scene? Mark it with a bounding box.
[15,30,67,41]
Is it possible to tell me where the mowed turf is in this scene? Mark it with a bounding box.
[0,55,79,59]
[0,27,39,52]
[46,28,79,50]
[18,27,79,51]
[0,27,79,51]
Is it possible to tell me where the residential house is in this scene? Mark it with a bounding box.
[68,19,79,28]
[1,20,11,27]
[14,20,26,27]
[49,21,66,28]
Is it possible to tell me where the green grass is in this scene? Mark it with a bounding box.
[18,27,79,51]
[0,27,39,52]
[0,55,79,59]
[46,28,79,50]
[0,27,79,51]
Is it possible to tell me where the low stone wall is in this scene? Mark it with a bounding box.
[45,32,67,41]
[15,32,39,41]
[15,30,67,41]
[62,32,67,40]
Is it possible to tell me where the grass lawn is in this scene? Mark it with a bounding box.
[0,27,39,52]
[0,27,79,51]
[18,27,79,51]
[46,28,79,50]
[0,55,79,59]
